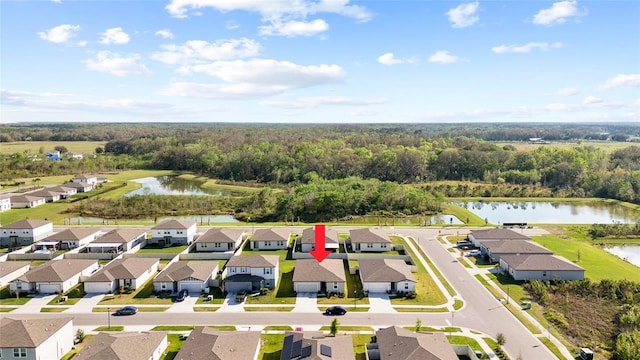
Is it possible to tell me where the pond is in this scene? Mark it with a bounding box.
[605,245,640,268]
[337,214,462,225]
[454,201,640,224]
[125,176,238,197]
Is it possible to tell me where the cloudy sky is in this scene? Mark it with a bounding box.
[1,0,639,123]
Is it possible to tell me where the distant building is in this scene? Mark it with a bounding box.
[149,219,197,247]
[528,138,548,144]
[73,331,167,360]
[0,219,53,247]
[0,317,74,360]
[0,194,11,212]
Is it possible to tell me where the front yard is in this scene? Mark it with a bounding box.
[98,278,172,305]
[242,248,296,305]
[137,244,188,254]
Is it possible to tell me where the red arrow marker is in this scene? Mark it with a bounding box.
[310,224,331,263]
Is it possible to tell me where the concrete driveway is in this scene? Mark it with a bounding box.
[218,293,245,313]
[293,293,318,313]
[367,293,395,313]
[166,294,198,313]
[66,293,104,314]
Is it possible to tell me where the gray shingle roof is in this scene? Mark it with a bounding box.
[9,194,45,203]
[151,219,196,230]
[87,258,158,282]
[227,255,279,268]
[154,261,218,282]
[292,259,345,283]
[42,228,101,241]
[0,262,30,277]
[73,331,167,360]
[92,229,146,244]
[0,317,73,347]
[196,228,246,243]
[481,240,552,255]
[299,227,339,245]
[281,331,354,360]
[2,219,52,229]
[359,259,416,283]
[375,326,458,360]
[17,259,97,283]
[349,228,390,244]
[174,327,261,360]
[251,228,291,242]
[501,254,585,271]
[470,228,531,241]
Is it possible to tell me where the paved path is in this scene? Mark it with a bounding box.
[367,293,395,313]
[10,294,57,314]
[217,293,245,313]
[66,294,104,314]
[293,293,318,313]
[166,295,197,313]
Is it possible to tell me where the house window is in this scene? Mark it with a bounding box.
[265,241,271,246]
[333,282,338,289]
[177,231,183,234]
[214,243,221,248]
[230,268,236,273]
[381,243,387,248]
[277,241,284,247]
[13,348,27,358]
[264,268,272,275]
[367,243,373,248]
[404,282,409,290]
[161,283,166,289]
[543,271,547,277]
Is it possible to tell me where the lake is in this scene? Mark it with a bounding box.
[126,176,235,196]
[337,214,462,225]
[454,201,640,224]
[605,246,640,268]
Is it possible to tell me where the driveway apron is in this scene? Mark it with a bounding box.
[367,293,396,313]
[293,293,318,313]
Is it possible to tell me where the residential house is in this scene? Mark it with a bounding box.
[84,257,159,293]
[9,194,46,209]
[47,185,77,198]
[85,228,146,254]
[480,239,553,263]
[292,259,346,294]
[0,317,74,360]
[27,189,63,203]
[359,258,416,294]
[149,219,197,247]
[65,152,84,160]
[468,228,530,248]
[223,255,279,293]
[0,194,11,212]
[499,254,585,281]
[195,228,246,252]
[42,228,102,250]
[73,331,168,360]
[10,259,98,294]
[348,228,391,252]
[299,227,340,252]
[280,331,354,360]
[0,262,30,286]
[175,327,261,360]
[0,219,53,247]
[62,182,93,192]
[250,228,291,250]
[369,326,458,360]
[71,174,98,186]
[154,261,218,294]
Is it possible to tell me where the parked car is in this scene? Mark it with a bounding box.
[235,290,247,303]
[466,250,482,257]
[113,306,138,316]
[324,306,347,316]
[176,289,188,302]
[179,334,189,341]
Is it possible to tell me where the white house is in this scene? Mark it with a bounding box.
[195,228,246,252]
[42,228,101,250]
[348,228,391,252]
[0,317,74,360]
[85,228,146,254]
[84,257,159,293]
[0,219,53,247]
[10,259,98,294]
[359,258,416,294]
[26,189,63,203]
[9,194,46,209]
[154,261,218,294]
[71,174,98,186]
[62,182,93,192]
[299,227,340,252]
[0,262,30,287]
[250,228,291,250]
[468,228,531,248]
[499,254,585,281]
[0,194,11,212]
[281,331,354,360]
[73,331,167,360]
[175,327,261,360]
[47,185,77,198]
[480,239,553,263]
[372,326,458,360]
[292,259,346,294]
[149,219,197,247]
[65,153,84,160]
[223,255,279,293]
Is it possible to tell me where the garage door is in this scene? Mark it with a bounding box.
[364,282,388,293]
[225,282,251,293]
[295,282,318,293]
[179,282,203,293]
[38,283,62,294]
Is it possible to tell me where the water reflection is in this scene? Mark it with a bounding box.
[605,246,640,268]
[126,176,238,196]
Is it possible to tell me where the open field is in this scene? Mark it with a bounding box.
[491,140,638,153]
[0,141,107,155]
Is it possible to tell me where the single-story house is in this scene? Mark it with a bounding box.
[41,228,102,250]
[369,326,458,360]
[65,153,84,160]
[0,219,54,247]
[62,182,93,192]
[46,185,77,198]
[73,331,168,360]
[9,194,46,209]
[71,174,98,186]
[149,219,197,247]
[348,228,391,252]
[154,261,218,294]
[223,255,279,293]
[499,254,585,281]
[250,228,291,250]
[480,239,553,263]
[0,262,30,287]
[175,327,261,360]
[85,228,146,254]
[84,257,159,293]
[292,259,346,294]
[468,228,531,248]
[26,189,63,203]
[10,259,98,294]
[0,194,11,212]
[281,331,354,360]
[194,228,246,252]
[0,317,74,360]
[299,227,340,252]
[359,258,416,294]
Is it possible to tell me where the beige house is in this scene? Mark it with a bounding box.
[73,331,168,360]
[10,259,98,294]
[0,262,30,287]
[41,228,102,250]
[175,327,261,360]
[47,185,77,198]
[223,255,279,293]
[370,326,458,360]
[250,228,291,250]
[480,239,553,263]
[281,331,354,360]
[292,259,346,294]
[468,228,531,247]
[149,219,197,247]
[0,317,74,360]
[0,219,54,247]
[71,174,98,186]
[359,258,416,294]
[9,194,46,209]
[154,261,218,294]
[85,228,146,254]
[499,254,585,281]
[348,228,391,252]
[298,227,340,252]
[84,257,159,293]
[195,228,246,252]
[63,182,93,192]
[27,189,63,202]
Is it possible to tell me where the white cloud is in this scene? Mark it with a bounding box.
[351,108,382,116]
[599,74,640,91]
[159,82,285,99]
[428,50,460,64]
[155,29,174,39]
[492,42,562,54]
[259,19,329,37]
[152,38,261,65]
[377,52,416,66]
[583,96,602,105]
[555,87,579,96]
[85,51,151,77]
[447,2,480,28]
[260,96,386,109]
[37,24,80,43]
[99,27,130,45]
[532,0,584,26]
[226,21,240,30]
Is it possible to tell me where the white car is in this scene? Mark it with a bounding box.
[466,250,482,257]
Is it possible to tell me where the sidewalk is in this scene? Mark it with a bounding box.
[10,294,57,314]
[65,294,104,314]
[367,293,395,313]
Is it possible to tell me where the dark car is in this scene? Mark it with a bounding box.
[176,289,188,302]
[324,306,347,316]
[113,306,138,316]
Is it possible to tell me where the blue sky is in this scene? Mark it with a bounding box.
[1,0,638,123]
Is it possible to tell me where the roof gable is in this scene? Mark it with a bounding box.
[175,327,261,360]
[481,240,553,254]
[88,258,158,282]
[18,259,96,282]
[2,219,52,229]
[43,228,101,241]
[92,229,146,243]
[470,228,531,241]
[359,259,416,283]
[0,317,73,347]
[154,261,218,282]
[226,255,279,268]
[349,228,390,244]
[501,254,585,271]
[300,227,340,245]
[251,228,291,242]
[196,228,246,243]
[375,326,458,360]
[73,331,167,360]
[292,259,346,283]
[151,219,196,230]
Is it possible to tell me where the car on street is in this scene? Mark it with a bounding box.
[324,306,347,316]
[112,306,138,316]
[176,289,188,302]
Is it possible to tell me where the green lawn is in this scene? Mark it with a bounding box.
[137,245,188,254]
[60,335,95,360]
[441,203,485,225]
[263,325,294,331]
[40,307,67,312]
[447,335,485,355]
[243,249,296,305]
[0,286,31,305]
[260,334,285,360]
[151,326,195,331]
[318,325,374,332]
[160,334,184,360]
[193,307,219,312]
[0,141,107,155]
[195,287,226,304]
[98,277,172,305]
[394,307,449,312]
[92,306,169,312]
[93,326,125,331]
[0,307,16,312]
[405,236,457,297]
[244,306,293,312]
[48,283,86,305]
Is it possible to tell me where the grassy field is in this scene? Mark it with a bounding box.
[0,141,107,155]
[40,307,68,312]
[491,140,637,153]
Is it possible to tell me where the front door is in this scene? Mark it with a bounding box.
[390,282,396,291]
[321,282,327,292]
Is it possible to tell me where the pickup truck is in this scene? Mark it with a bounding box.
[235,291,247,303]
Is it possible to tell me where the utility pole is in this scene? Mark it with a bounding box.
[107,307,111,329]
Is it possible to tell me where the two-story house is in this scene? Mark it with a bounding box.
[195,228,246,252]
[0,219,53,248]
[149,219,197,247]
[250,228,291,250]
[223,255,279,293]
[0,194,11,212]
